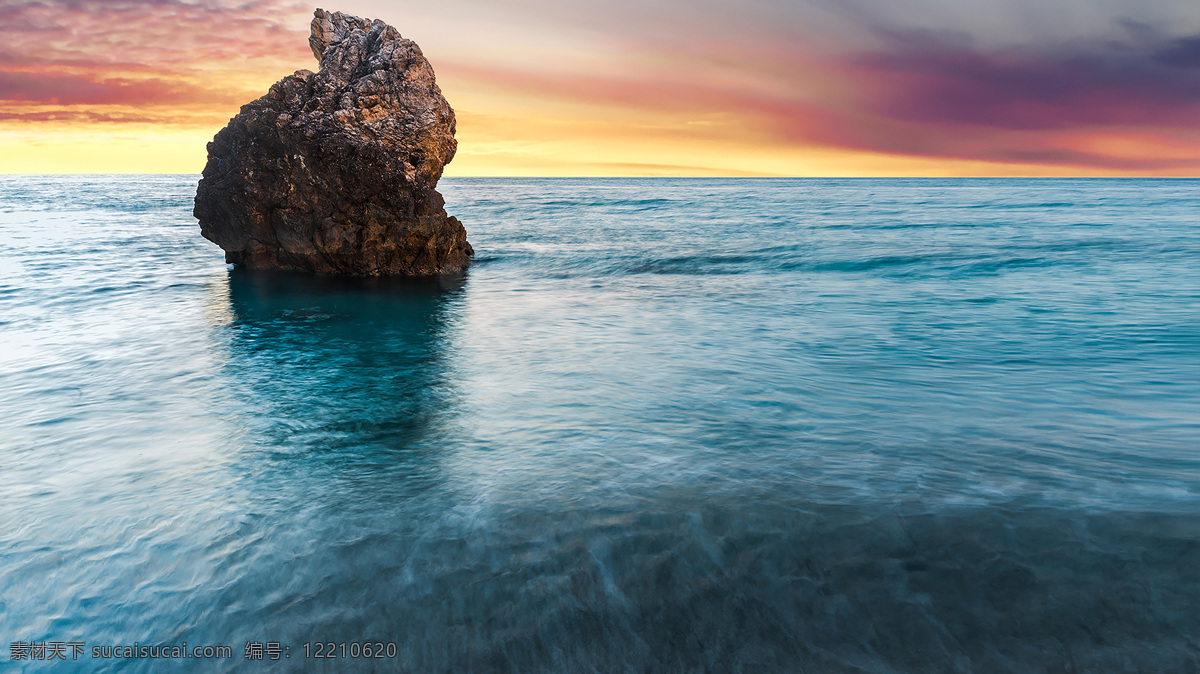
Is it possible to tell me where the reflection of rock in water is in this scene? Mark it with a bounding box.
[221,269,466,457]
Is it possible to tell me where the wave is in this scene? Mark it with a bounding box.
[508,247,1120,279]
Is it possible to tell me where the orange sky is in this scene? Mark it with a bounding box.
[1,0,1199,175]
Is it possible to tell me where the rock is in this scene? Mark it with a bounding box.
[194,8,472,275]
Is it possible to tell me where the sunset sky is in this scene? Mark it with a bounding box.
[2,0,1199,175]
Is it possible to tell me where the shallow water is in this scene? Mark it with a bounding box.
[1,176,1198,671]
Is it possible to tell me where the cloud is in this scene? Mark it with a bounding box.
[0,0,311,128]
[0,0,311,67]
[0,69,251,105]
[1156,34,1200,67]
[3,0,1199,174]
[845,32,1200,131]
[0,107,221,124]
[442,17,1200,171]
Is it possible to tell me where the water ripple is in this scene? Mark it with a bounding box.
[1,176,1197,671]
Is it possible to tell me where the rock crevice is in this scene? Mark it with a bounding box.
[194,8,472,275]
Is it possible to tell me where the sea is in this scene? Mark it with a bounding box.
[1,176,1197,672]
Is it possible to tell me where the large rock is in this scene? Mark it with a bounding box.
[194,8,472,275]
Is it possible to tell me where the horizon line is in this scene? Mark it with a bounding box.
[2,173,1197,179]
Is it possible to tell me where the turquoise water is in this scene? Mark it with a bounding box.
[1,176,1198,671]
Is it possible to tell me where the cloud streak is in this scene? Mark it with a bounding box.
[0,69,253,106]
[0,0,311,66]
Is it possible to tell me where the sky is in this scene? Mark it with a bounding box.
[1,0,1198,175]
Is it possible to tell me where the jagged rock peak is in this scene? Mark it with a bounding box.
[193,8,471,276]
[309,9,371,61]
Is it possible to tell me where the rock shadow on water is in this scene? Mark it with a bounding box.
[218,268,467,464]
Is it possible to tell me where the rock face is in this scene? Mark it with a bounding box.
[194,8,472,275]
